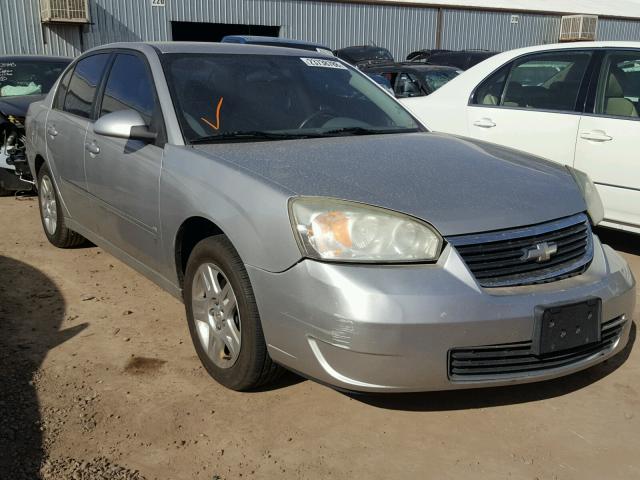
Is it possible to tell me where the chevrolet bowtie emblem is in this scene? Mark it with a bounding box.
[522,241,558,263]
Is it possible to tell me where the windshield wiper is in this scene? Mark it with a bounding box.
[318,127,420,137]
[190,131,316,144]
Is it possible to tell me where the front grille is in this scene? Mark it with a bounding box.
[448,213,593,287]
[448,316,626,380]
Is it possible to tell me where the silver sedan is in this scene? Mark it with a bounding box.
[26,42,635,392]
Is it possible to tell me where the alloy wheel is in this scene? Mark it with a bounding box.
[191,263,242,368]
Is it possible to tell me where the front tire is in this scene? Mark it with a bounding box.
[184,236,282,391]
[37,164,86,248]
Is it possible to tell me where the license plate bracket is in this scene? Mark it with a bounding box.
[533,298,601,356]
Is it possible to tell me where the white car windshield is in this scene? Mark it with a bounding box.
[161,53,422,143]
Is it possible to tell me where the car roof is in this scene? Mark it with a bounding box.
[220,35,329,49]
[464,41,640,74]
[496,41,640,57]
[88,41,333,57]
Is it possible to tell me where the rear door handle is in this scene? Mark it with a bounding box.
[579,130,612,142]
[85,141,100,155]
[46,125,58,137]
[473,118,496,128]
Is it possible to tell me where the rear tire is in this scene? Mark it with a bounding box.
[37,164,86,248]
[184,236,282,391]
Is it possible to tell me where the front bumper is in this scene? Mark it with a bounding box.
[247,235,636,392]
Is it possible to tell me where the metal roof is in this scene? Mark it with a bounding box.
[368,0,640,19]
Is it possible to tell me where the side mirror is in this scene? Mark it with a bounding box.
[93,109,157,142]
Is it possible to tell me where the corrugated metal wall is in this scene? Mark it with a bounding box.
[441,9,560,50]
[0,0,639,60]
[0,0,437,59]
[598,18,640,41]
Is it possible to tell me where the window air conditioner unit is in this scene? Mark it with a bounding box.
[41,0,90,24]
[559,15,598,42]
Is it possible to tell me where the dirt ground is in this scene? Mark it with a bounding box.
[0,195,639,480]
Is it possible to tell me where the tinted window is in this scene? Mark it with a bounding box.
[100,54,156,123]
[394,72,422,98]
[53,66,74,110]
[474,65,509,105]
[594,51,640,118]
[474,51,591,112]
[63,54,110,119]
[419,69,460,92]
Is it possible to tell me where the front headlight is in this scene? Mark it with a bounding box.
[289,197,443,263]
[566,167,604,225]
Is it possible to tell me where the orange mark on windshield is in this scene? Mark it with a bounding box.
[201,97,224,130]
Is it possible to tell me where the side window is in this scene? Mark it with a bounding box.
[53,66,74,110]
[594,51,640,119]
[394,72,422,98]
[473,64,509,105]
[473,51,591,112]
[63,54,110,119]
[99,54,156,124]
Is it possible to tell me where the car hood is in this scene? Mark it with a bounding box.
[193,132,586,236]
[0,94,45,118]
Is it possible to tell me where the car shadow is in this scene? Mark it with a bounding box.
[596,227,640,256]
[0,255,87,476]
[347,322,636,412]
[250,369,307,393]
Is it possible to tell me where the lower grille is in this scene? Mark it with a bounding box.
[448,316,626,380]
[448,213,593,288]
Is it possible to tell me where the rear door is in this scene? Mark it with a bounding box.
[84,51,165,271]
[575,49,640,231]
[45,53,111,227]
[465,50,593,165]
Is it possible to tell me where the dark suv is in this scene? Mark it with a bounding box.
[407,49,497,70]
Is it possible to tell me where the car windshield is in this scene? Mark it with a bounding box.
[0,59,69,97]
[162,53,420,143]
[418,69,461,91]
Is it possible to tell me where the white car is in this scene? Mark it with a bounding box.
[402,42,640,235]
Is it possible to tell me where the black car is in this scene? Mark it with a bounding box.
[333,45,394,67]
[362,62,461,98]
[407,49,498,70]
[0,55,70,194]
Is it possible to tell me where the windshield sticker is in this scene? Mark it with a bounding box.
[201,97,224,131]
[300,58,347,70]
[0,62,16,82]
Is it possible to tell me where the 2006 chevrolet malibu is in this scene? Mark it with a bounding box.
[26,42,635,392]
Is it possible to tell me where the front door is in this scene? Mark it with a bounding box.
[575,49,640,231]
[84,52,165,271]
[465,50,593,165]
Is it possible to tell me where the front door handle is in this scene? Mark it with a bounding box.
[85,141,100,155]
[47,125,58,137]
[473,118,496,128]
[579,130,613,142]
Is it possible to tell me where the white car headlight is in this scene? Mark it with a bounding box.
[289,197,443,263]
[567,167,604,225]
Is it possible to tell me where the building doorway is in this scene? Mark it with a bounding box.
[171,22,280,42]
